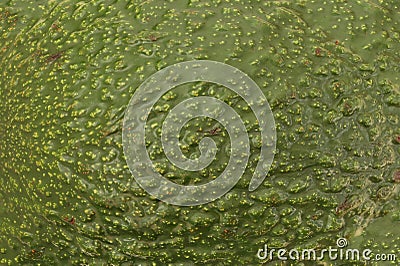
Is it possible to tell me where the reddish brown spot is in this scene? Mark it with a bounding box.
[315,48,322,56]
[208,127,221,135]
[394,135,400,144]
[64,216,75,225]
[335,40,340,45]
[46,51,63,64]
[148,34,157,42]
[335,197,350,215]
[393,170,400,183]
[51,23,61,31]
[221,228,235,238]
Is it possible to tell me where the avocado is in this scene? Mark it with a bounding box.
[0,0,399,264]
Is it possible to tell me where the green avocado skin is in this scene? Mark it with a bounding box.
[0,0,399,265]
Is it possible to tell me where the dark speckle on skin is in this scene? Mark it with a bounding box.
[394,170,400,183]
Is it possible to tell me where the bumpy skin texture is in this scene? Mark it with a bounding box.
[0,0,399,265]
